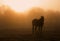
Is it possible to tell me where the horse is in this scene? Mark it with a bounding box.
[32,16,44,34]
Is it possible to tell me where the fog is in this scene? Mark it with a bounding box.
[0,7,60,34]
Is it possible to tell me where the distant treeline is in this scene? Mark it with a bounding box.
[0,7,60,32]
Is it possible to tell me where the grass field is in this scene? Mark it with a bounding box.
[0,29,60,41]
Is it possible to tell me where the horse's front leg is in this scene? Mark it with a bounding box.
[40,24,43,33]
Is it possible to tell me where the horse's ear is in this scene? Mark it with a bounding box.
[41,16,44,18]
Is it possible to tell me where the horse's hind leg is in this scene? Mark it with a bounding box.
[38,26,40,32]
[32,25,34,34]
[35,26,37,31]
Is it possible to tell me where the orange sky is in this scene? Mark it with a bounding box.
[0,0,60,12]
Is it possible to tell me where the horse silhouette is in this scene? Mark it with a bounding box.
[32,16,44,34]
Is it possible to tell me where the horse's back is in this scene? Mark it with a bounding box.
[32,19,38,25]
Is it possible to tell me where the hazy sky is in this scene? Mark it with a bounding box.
[39,0,60,11]
[0,0,60,12]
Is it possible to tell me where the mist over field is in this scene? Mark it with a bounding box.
[0,6,60,41]
[0,0,60,41]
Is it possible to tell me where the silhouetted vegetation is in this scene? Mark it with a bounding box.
[0,6,60,41]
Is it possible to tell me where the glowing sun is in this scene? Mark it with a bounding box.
[1,0,40,12]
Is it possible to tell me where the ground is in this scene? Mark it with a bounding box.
[0,29,60,41]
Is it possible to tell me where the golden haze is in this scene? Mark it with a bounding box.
[0,0,60,14]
